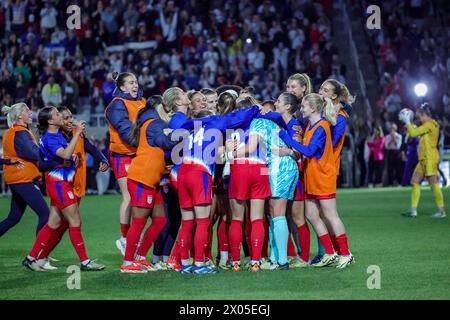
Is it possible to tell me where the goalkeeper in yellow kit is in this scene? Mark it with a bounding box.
[399,103,446,218]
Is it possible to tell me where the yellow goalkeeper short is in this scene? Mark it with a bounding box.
[414,159,439,177]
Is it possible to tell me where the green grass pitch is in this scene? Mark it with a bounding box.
[1,187,449,300]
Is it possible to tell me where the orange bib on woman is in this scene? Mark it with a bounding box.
[71,129,87,198]
[2,126,41,185]
[333,109,349,174]
[105,97,146,156]
[127,119,166,188]
[303,119,337,196]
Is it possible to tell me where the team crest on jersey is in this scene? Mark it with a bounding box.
[147,195,153,204]
[67,191,74,199]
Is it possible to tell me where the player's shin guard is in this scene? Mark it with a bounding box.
[250,219,264,262]
[411,183,421,208]
[330,234,340,255]
[28,224,57,259]
[69,226,89,262]
[194,217,210,263]
[124,217,147,262]
[136,216,167,258]
[297,223,310,262]
[272,216,289,265]
[430,184,444,209]
[268,217,278,262]
[179,219,194,262]
[229,219,243,263]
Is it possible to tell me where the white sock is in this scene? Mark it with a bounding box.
[152,255,161,264]
[81,259,90,266]
[220,251,228,261]
[251,260,260,265]
[135,255,146,261]
[195,261,204,267]
[27,255,35,261]
[120,236,126,242]
[123,260,133,266]
[162,255,169,262]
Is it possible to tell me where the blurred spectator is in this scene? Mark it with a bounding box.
[367,126,386,187]
[41,76,62,106]
[384,124,403,186]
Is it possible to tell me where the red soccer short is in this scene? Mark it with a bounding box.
[127,178,163,209]
[110,154,133,179]
[177,164,212,209]
[229,161,271,200]
[46,177,80,210]
[293,178,306,201]
[305,193,336,200]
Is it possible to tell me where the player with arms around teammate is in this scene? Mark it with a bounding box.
[120,96,181,273]
[105,71,146,255]
[23,106,105,271]
[399,103,446,218]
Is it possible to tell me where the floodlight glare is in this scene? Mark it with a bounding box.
[414,83,428,97]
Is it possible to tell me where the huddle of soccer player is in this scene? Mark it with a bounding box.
[1,70,357,273]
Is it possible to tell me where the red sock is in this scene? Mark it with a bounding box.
[244,210,252,257]
[204,219,214,260]
[189,221,196,259]
[194,217,210,263]
[136,216,167,258]
[28,224,57,259]
[39,219,69,259]
[250,219,264,261]
[297,223,311,262]
[261,219,269,258]
[330,234,340,254]
[124,217,147,262]
[179,219,194,261]
[217,218,228,252]
[121,223,130,238]
[335,233,350,255]
[319,234,335,254]
[228,219,242,263]
[287,231,297,257]
[171,240,180,259]
[68,226,89,262]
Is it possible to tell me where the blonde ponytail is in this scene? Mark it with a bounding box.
[2,102,27,128]
[303,93,337,125]
[323,97,337,126]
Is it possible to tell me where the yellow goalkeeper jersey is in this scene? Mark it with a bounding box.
[406,119,439,162]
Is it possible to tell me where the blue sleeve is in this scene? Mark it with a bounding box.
[84,137,109,164]
[0,158,12,165]
[168,112,189,129]
[147,119,181,150]
[256,111,287,129]
[222,106,260,130]
[45,134,65,157]
[14,131,40,161]
[279,127,326,158]
[341,102,352,117]
[331,115,347,147]
[105,99,136,146]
